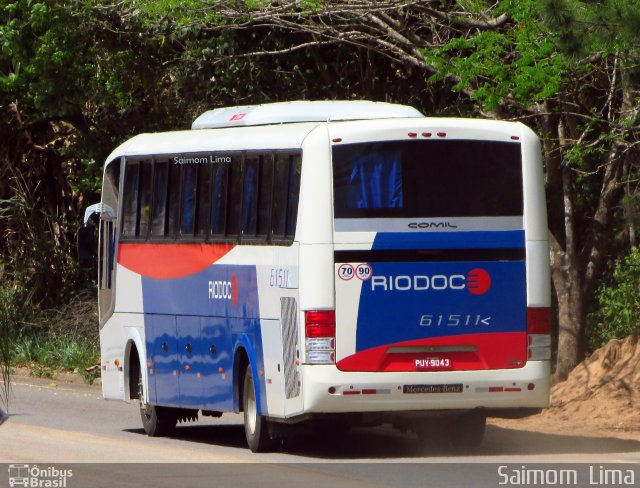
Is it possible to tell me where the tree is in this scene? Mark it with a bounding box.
[589,248,640,347]
[0,0,194,405]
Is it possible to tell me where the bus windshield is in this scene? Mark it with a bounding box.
[332,140,523,219]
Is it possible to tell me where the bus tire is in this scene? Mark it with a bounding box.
[139,379,176,437]
[243,365,275,452]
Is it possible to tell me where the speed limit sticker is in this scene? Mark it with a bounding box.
[338,264,355,281]
[356,263,372,281]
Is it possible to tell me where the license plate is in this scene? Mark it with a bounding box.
[403,384,463,394]
[414,357,452,371]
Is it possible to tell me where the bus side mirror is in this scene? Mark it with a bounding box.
[77,225,97,270]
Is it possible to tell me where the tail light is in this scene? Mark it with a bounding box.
[527,307,551,360]
[305,310,335,364]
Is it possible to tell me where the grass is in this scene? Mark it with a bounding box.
[0,288,11,410]
[10,332,100,384]
[0,286,101,386]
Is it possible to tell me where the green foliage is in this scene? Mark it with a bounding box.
[0,1,93,115]
[0,170,87,307]
[0,0,198,316]
[424,0,570,111]
[10,332,99,380]
[588,248,640,349]
[541,0,640,57]
[2,288,99,386]
[0,287,17,409]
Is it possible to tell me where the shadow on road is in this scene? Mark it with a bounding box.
[124,422,640,459]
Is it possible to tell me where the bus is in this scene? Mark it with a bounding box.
[81,100,551,452]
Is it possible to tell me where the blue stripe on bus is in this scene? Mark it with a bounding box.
[141,264,267,414]
[372,230,525,250]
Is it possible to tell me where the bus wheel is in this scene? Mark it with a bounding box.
[243,365,275,452]
[138,379,176,437]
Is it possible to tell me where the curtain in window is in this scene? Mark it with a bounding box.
[346,150,403,209]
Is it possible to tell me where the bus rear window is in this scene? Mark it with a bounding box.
[332,140,523,219]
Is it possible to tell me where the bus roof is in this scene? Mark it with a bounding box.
[104,122,322,165]
[104,103,535,168]
[104,101,424,166]
[191,100,423,129]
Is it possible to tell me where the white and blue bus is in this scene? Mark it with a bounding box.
[83,100,551,452]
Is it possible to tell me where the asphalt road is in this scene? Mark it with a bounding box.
[1,377,639,487]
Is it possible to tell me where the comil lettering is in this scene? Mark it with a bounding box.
[408,222,458,229]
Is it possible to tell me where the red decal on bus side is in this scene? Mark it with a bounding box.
[118,243,234,279]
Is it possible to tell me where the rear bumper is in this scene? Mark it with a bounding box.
[300,360,550,414]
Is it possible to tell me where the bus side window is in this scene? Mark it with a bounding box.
[272,154,289,240]
[196,163,212,238]
[211,163,229,237]
[122,162,139,238]
[138,161,153,238]
[181,163,198,237]
[122,151,299,244]
[241,155,260,240]
[167,161,181,238]
[100,221,115,289]
[226,156,242,239]
[151,160,169,237]
[286,154,302,240]
[98,161,120,290]
[272,153,301,244]
[257,154,274,239]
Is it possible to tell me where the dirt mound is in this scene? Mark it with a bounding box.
[545,333,640,432]
[492,333,640,438]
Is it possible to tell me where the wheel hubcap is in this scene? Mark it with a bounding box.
[247,380,257,434]
[138,379,153,420]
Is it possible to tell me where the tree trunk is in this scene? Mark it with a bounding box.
[550,236,585,382]
[548,158,585,382]
[545,80,631,382]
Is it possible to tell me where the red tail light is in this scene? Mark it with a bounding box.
[527,307,551,334]
[305,310,336,364]
[305,310,336,338]
[527,307,552,361]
